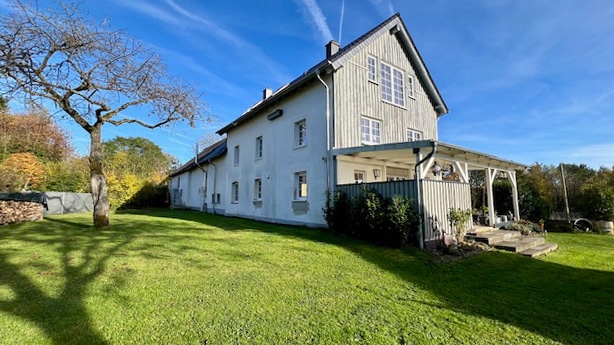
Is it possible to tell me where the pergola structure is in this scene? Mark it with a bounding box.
[332,140,527,227]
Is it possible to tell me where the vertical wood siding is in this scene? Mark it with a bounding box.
[333,30,439,149]
[421,180,472,242]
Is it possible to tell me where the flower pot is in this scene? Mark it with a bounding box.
[596,221,613,235]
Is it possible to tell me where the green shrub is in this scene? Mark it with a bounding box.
[448,208,472,241]
[354,190,386,243]
[323,189,352,235]
[120,182,169,209]
[324,189,419,248]
[384,196,420,247]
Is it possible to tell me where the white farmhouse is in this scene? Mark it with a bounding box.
[169,13,526,248]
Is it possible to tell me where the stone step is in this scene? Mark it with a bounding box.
[493,236,546,253]
[520,243,559,258]
[465,230,522,245]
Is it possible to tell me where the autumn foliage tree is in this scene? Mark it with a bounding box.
[0,152,45,191]
[103,137,172,209]
[0,1,207,227]
[0,110,72,162]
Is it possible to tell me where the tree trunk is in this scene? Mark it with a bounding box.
[89,124,109,227]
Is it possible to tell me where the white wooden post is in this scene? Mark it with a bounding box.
[485,168,497,226]
[508,170,520,221]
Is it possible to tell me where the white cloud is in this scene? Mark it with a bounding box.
[115,0,182,27]
[295,0,334,43]
[114,0,290,85]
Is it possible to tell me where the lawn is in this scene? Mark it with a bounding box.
[0,210,613,344]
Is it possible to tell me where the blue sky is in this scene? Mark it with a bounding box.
[3,0,614,168]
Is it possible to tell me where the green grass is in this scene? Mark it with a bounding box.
[1,210,613,344]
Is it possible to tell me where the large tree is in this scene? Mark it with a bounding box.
[104,136,171,182]
[0,1,206,226]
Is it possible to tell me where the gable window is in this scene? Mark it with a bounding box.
[361,117,381,145]
[233,145,240,166]
[367,56,377,82]
[294,171,307,200]
[407,128,422,142]
[254,178,262,201]
[407,75,415,98]
[380,62,405,107]
[255,136,263,159]
[231,182,239,203]
[295,119,307,147]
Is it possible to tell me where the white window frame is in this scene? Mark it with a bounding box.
[407,128,422,142]
[294,119,307,148]
[294,171,307,201]
[380,62,405,107]
[233,145,240,166]
[255,136,263,159]
[367,55,377,83]
[361,117,381,145]
[354,170,366,183]
[253,178,262,201]
[407,75,416,99]
[231,182,239,203]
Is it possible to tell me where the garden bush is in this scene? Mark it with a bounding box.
[324,189,420,248]
[120,182,169,209]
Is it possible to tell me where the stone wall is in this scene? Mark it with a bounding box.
[0,200,44,225]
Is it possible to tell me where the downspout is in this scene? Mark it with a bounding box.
[194,146,207,212]
[194,161,207,212]
[209,160,217,214]
[413,141,437,249]
[316,67,332,190]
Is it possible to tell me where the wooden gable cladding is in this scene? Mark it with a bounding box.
[332,20,439,149]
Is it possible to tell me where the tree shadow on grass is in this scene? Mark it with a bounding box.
[0,216,143,344]
[138,209,614,345]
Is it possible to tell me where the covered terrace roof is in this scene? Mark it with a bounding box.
[331,141,526,171]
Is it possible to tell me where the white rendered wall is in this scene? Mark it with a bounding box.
[223,79,329,227]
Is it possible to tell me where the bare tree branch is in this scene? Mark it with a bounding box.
[0,0,210,226]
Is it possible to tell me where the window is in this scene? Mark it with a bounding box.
[294,171,307,200]
[231,182,239,203]
[354,170,365,183]
[361,117,381,144]
[380,62,405,106]
[407,75,415,98]
[254,178,262,201]
[295,119,307,147]
[255,136,263,159]
[407,128,422,141]
[233,145,240,166]
[367,56,377,82]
